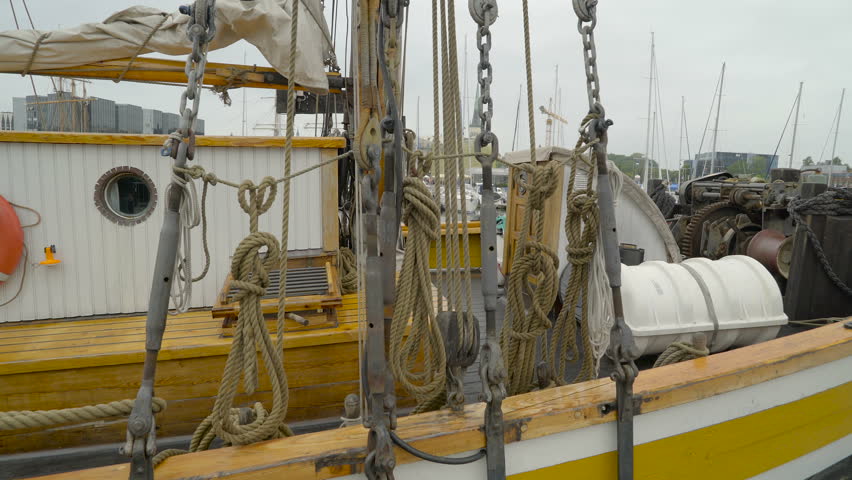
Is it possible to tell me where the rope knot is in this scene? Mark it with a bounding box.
[237,178,278,230]
[229,232,280,303]
[515,162,560,210]
[401,176,441,240]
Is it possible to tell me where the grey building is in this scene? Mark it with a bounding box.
[12,97,27,131]
[142,109,164,134]
[0,112,12,131]
[115,104,143,134]
[162,112,181,134]
[9,93,203,135]
[89,98,117,133]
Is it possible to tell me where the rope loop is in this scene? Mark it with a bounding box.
[229,232,280,303]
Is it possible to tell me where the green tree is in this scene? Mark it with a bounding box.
[832,156,842,166]
[802,156,814,166]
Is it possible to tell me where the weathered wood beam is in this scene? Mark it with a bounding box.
[12,57,345,92]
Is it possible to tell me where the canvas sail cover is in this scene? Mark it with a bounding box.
[0,0,334,93]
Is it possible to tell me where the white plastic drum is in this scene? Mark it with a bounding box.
[621,255,788,356]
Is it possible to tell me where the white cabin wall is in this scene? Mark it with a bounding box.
[0,142,326,322]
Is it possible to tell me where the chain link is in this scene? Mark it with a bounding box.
[471,0,498,158]
[162,1,217,161]
[573,0,600,113]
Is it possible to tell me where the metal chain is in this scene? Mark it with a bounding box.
[470,2,506,479]
[572,2,639,479]
[124,3,217,479]
[573,0,600,113]
[162,1,217,161]
[471,0,496,138]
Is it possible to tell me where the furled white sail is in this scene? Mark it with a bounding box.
[0,0,334,92]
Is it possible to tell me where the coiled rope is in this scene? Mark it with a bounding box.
[157,1,301,465]
[500,160,561,396]
[390,154,448,413]
[339,247,358,294]
[654,333,709,367]
[547,141,599,385]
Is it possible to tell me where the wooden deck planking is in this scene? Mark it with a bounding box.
[0,293,372,453]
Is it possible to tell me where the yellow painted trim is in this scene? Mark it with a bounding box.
[0,131,346,149]
[513,381,852,480]
[20,57,343,92]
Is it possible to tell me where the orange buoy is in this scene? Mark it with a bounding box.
[0,195,24,284]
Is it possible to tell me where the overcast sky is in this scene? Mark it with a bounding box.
[1,0,850,171]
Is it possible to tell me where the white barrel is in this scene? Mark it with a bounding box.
[621,256,788,357]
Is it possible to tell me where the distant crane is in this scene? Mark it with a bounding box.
[539,100,569,147]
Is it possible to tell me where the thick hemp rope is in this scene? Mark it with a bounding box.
[500,161,561,395]
[0,398,166,432]
[547,129,601,385]
[156,2,301,465]
[498,0,562,396]
[436,0,477,412]
[653,333,709,368]
[390,155,448,413]
[339,247,358,294]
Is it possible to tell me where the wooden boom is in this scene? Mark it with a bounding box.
[12,57,344,92]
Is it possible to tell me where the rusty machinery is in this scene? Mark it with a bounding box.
[671,169,801,274]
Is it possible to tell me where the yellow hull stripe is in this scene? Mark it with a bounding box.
[512,381,852,480]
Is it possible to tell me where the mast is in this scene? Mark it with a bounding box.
[553,65,559,145]
[641,32,655,189]
[650,110,657,181]
[789,81,803,168]
[463,35,468,138]
[828,88,845,186]
[678,96,685,184]
[710,62,725,174]
[512,84,521,151]
[416,95,421,150]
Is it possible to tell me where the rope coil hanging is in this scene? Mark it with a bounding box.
[390,155,448,413]
[547,133,600,385]
[500,160,561,396]
[154,0,301,465]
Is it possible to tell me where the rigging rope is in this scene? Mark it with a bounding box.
[0,398,166,432]
[339,247,358,295]
[156,0,302,465]
[169,171,202,314]
[441,0,477,411]
[547,123,600,385]
[499,0,562,396]
[653,333,709,367]
[389,154,447,413]
[586,161,622,374]
[500,160,561,395]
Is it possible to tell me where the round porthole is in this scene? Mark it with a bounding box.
[94,167,157,225]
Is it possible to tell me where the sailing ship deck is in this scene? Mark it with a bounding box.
[0,293,366,455]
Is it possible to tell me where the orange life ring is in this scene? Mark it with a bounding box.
[0,195,24,284]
